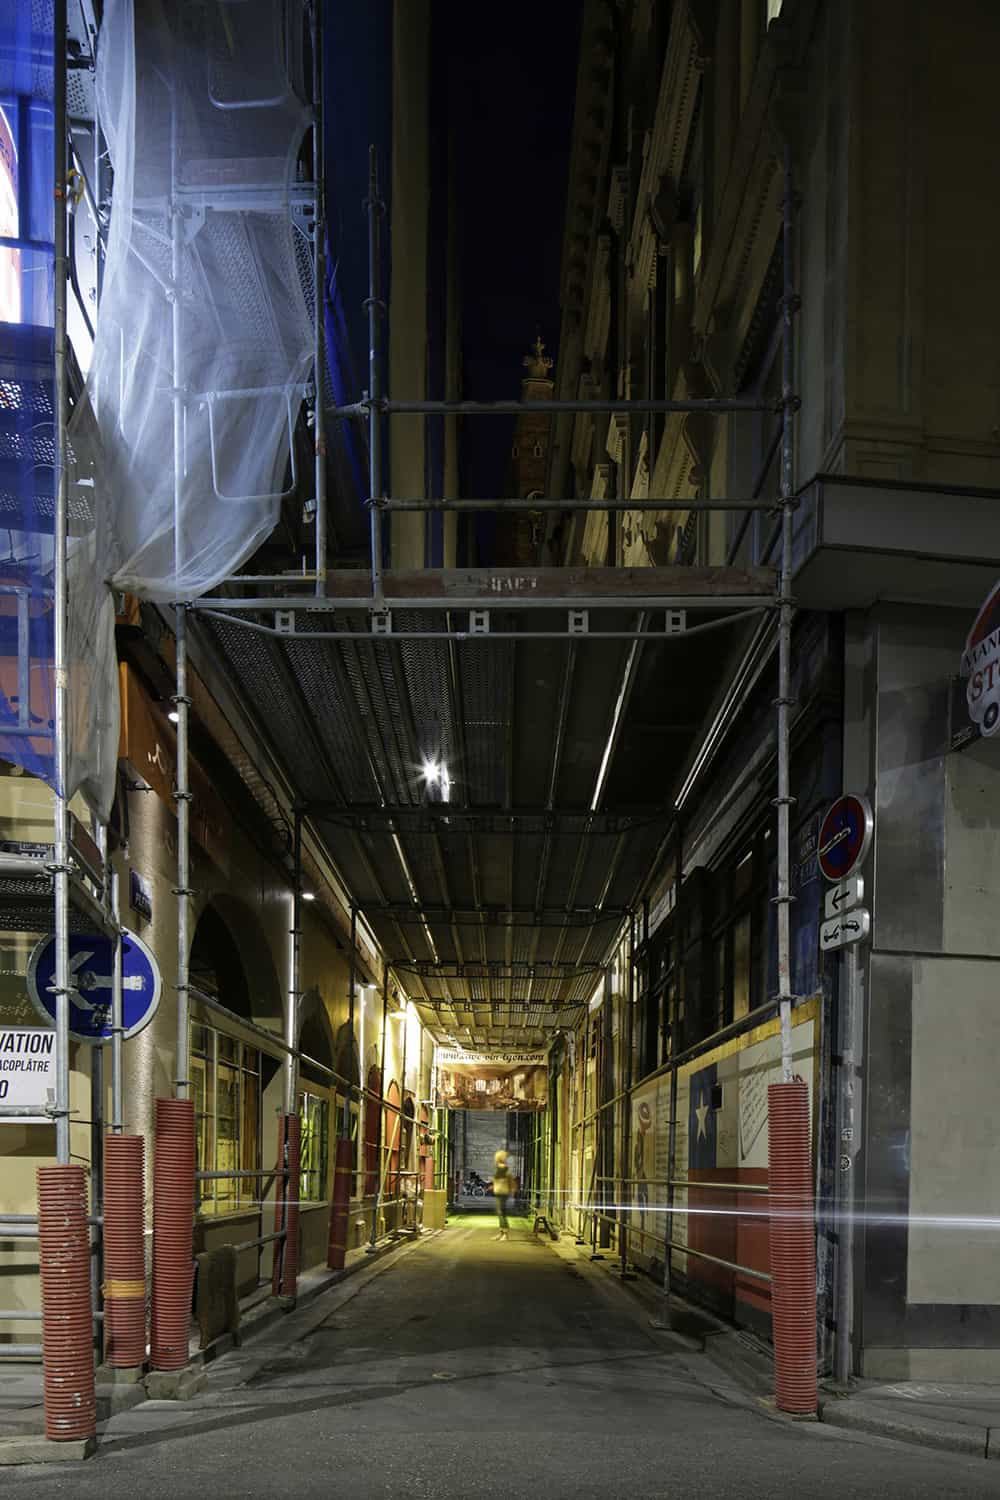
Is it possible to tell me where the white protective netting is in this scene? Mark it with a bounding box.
[67,0,314,814]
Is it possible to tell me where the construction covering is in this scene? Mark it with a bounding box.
[66,0,314,813]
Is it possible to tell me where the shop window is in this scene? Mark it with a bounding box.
[191,1020,261,1216]
[299,1089,329,1203]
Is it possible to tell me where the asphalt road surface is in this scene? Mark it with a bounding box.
[8,1214,1000,1499]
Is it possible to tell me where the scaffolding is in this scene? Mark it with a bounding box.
[2,0,814,1411]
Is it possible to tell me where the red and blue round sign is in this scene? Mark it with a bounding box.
[818,794,873,883]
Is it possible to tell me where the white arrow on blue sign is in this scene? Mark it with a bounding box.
[26,929,162,1045]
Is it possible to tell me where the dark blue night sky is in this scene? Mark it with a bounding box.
[442,3,581,498]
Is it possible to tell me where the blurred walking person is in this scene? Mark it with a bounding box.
[492,1149,515,1240]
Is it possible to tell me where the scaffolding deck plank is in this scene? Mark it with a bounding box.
[316,565,776,602]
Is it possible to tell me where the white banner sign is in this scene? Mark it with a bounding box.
[435,1049,546,1068]
[0,1027,56,1119]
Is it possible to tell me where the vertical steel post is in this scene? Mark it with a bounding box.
[663,820,682,1301]
[575,1011,587,1243]
[366,147,384,604]
[111,869,124,1132]
[367,968,389,1250]
[311,0,327,595]
[344,906,356,1141]
[170,96,191,1100]
[89,1044,104,1364]
[398,1002,409,1228]
[834,942,864,1381]
[767,144,817,1419]
[52,0,71,1167]
[775,144,799,1080]
[285,811,303,1115]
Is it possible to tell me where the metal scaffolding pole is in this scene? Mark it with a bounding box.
[311,0,328,595]
[344,905,357,1143]
[775,146,799,1079]
[332,396,773,418]
[52,0,71,1164]
[284,810,303,1114]
[365,148,385,605]
[367,968,390,1252]
[377,496,772,513]
[110,869,124,1133]
[171,89,192,1100]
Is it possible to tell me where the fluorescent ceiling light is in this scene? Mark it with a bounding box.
[302,891,316,902]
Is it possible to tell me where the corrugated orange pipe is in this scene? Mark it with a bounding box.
[37,1164,96,1440]
[767,1080,817,1414]
[150,1097,195,1371]
[103,1135,147,1368]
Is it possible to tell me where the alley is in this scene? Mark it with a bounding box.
[6,1220,1000,1499]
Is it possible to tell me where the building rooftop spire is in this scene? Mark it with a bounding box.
[523,333,554,380]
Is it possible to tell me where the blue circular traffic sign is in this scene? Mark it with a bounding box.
[27,929,162,1044]
[818,795,873,883]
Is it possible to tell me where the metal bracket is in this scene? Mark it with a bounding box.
[469,609,490,635]
[568,609,589,636]
[275,609,296,635]
[664,608,687,635]
[371,610,393,636]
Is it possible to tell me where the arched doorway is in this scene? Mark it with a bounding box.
[188,899,283,1221]
[384,1080,401,1199]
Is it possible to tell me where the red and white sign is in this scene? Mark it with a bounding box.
[818,795,873,884]
[962,581,1000,738]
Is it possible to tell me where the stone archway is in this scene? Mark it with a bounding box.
[189,894,282,1027]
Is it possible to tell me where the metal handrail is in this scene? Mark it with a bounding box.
[592,1174,770,1194]
[583,1206,772,1285]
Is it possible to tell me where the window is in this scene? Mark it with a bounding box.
[706,838,767,1037]
[191,1021,262,1216]
[335,1096,360,1196]
[299,1090,330,1202]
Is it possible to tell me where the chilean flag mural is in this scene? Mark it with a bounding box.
[682,1015,816,1326]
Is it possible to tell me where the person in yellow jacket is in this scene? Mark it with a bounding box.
[492,1149,516,1240]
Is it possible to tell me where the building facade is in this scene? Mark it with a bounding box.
[0,0,453,1351]
[536,0,1000,1379]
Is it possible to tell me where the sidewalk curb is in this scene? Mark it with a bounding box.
[818,1397,994,1460]
[0,1227,436,1465]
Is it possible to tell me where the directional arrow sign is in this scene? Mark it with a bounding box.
[27,929,161,1044]
[819,908,871,952]
[824,875,864,922]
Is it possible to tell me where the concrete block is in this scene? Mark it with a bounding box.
[144,1365,207,1401]
[96,1362,145,1384]
[0,1434,97,1465]
[96,1378,148,1418]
